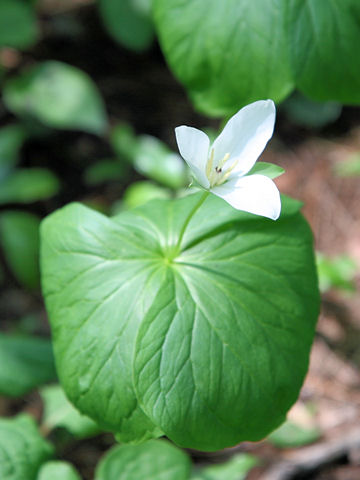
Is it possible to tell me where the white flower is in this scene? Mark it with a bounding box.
[175,100,281,220]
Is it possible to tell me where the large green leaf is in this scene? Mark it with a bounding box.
[153,0,293,116]
[0,210,41,289]
[95,440,190,480]
[286,0,360,103]
[41,193,319,450]
[0,0,38,49]
[41,205,163,444]
[99,0,154,52]
[0,334,56,397]
[37,461,81,480]
[0,414,53,480]
[4,61,108,135]
[154,0,360,116]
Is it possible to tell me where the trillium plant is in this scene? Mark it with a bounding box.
[40,99,319,453]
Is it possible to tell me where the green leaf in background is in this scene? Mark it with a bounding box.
[267,420,320,448]
[0,334,56,397]
[4,61,108,135]
[0,211,41,289]
[153,0,293,116]
[95,440,191,480]
[110,123,139,161]
[191,453,257,480]
[0,0,38,49]
[111,125,189,189]
[246,162,285,180]
[316,253,357,294]
[122,181,171,210]
[41,193,319,450]
[133,135,189,189]
[154,0,360,116]
[0,414,53,480]
[281,92,342,128]
[37,461,81,480]
[0,124,26,179]
[0,168,60,204]
[0,262,4,286]
[286,0,360,104]
[333,153,360,177]
[84,159,129,186]
[99,0,154,52]
[41,384,101,439]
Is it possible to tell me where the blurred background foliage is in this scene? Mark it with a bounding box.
[0,0,359,479]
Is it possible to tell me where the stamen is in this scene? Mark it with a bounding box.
[221,158,238,182]
[218,152,230,169]
[208,151,236,187]
[206,148,214,180]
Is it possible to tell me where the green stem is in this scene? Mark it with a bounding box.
[175,191,209,254]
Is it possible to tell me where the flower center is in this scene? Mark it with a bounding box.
[205,148,237,187]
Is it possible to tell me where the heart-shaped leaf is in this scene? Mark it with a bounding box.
[41,193,319,450]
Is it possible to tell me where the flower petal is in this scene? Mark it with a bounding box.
[212,100,276,178]
[175,126,210,188]
[211,174,281,220]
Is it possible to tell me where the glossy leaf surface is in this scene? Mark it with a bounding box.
[154,0,360,116]
[41,193,319,450]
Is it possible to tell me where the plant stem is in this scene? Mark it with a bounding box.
[175,191,209,254]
